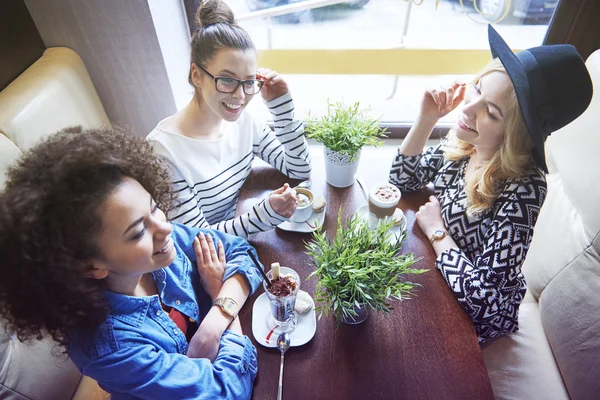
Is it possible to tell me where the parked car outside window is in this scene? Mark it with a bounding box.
[245,0,371,23]
[445,0,558,23]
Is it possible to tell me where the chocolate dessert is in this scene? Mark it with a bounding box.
[268,275,297,297]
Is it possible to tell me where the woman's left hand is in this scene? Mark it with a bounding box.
[416,195,445,239]
[257,68,289,102]
[194,232,226,302]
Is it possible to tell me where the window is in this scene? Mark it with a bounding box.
[232,0,559,130]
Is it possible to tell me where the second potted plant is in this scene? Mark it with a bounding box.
[305,101,387,188]
[306,210,427,325]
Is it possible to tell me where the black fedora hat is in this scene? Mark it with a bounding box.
[487,24,593,172]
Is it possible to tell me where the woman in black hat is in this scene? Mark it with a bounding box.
[389,25,593,343]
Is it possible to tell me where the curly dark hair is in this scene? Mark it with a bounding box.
[0,127,175,350]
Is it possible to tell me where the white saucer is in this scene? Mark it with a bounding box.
[277,206,326,233]
[252,293,317,348]
[354,205,407,245]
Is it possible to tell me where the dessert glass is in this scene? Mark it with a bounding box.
[263,267,300,333]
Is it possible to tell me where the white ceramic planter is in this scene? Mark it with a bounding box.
[324,148,361,188]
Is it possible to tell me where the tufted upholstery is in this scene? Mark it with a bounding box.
[0,47,110,400]
[482,49,600,400]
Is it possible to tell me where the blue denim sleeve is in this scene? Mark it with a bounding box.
[78,331,257,400]
[170,222,264,294]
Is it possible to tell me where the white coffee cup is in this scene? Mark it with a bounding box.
[368,183,401,219]
[290,188,314,223]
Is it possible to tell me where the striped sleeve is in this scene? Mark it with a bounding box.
[253,92,311,179]
[167,161,286,241]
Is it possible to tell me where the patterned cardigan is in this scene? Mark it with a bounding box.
[389,142,547,343]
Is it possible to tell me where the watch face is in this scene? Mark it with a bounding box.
[223,299,238,316]
[434,229,444,238]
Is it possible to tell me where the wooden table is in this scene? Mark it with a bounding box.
[237,145,494,400]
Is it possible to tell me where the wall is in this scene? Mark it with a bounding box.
[0,0,45,91]
[545,0,600,60]
[24,0,177,136]
[148,0,193,111]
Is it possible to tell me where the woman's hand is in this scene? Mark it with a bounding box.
[269,183,298,218]
[416,195,445,239]
[419,81,466,121]
[194,232,226,302]
[257,68,289,102]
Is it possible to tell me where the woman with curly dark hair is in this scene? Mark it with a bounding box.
[0,127,262,399]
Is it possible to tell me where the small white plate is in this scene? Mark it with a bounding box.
[252,293,317,348]
[277,206,326,233]
[354,205,407,245]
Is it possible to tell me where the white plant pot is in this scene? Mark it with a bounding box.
[324,148,361,188]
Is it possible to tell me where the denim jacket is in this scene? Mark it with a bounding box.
[68,223,263,400]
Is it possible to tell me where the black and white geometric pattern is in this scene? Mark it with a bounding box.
[389,143,547,343]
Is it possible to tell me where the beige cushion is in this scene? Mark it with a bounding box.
[482,303,569,400]
[0,134,21,188]
[0,47,110,152]
[539,241,600,400]
[522,172,587,301]
[0,323,80,400]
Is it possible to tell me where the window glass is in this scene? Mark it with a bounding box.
[232,0,559,123]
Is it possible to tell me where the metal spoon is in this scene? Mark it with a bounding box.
[293,180,312,190]
[355,176,369,201]
[276,332,291,400]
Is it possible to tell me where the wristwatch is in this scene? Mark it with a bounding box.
[429,229,448,244]
[213,297,239,318]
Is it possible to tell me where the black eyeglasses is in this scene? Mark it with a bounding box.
[198,65,264,95]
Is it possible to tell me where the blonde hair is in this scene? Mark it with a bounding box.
[443,58,535,216]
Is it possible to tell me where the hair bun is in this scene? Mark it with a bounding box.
[196,0,235,29]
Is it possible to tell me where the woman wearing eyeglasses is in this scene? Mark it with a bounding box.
[147,0,311,240]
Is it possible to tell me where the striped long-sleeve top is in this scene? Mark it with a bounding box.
[147,93,311,240]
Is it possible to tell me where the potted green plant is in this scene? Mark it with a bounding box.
[306,210,427,325]
[305,101,387,188]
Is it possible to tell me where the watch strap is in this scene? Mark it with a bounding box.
[213,297,225,307]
